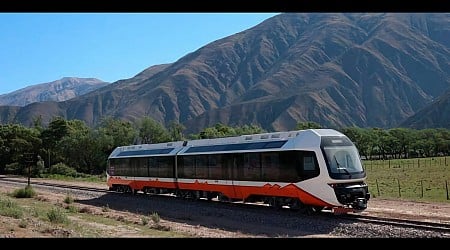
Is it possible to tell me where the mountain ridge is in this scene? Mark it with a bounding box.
[1,13,449,131]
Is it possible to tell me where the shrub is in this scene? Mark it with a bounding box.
[48,163,77,177]
[64,194,74,204]
[4,162,21,175]
[66,205,78,213]
[11,185,36,198]
[141,216,149,225]
[47,207,69,224]
[102,204,110,212]
[150,212,160,224]
[18,219,28,228]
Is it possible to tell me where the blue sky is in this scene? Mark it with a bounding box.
[0,13,279,95]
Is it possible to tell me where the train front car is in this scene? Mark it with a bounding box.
[296,129,370,214]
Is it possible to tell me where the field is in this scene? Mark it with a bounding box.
[364,156,450,203]
[0,186,190,237]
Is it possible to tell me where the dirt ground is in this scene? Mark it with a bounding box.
[1,177,449,238]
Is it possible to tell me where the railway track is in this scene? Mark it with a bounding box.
[0,176,109,194]
[2,176,450,235]
[341,213,450,233]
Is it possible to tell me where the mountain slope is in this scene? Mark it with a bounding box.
[0,77,109,107]
[399,89,450,129]
[1,13,449,131]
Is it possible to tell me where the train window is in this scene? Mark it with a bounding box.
[303,156,315,171]
[195,155,208,179]
[134,157,148,177]
[242,153,261,180]
[148,157,158,177]
[208,155,222,179]
[301,152,319,180]
[261,152,279,181]
[179,156,195,178]
[161,157,174,177]
[279,151,299,182]
[113,158,131,176]
[221,154,233,180]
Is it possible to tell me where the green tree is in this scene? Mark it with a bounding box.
[98,117,136,153]
[137,116,170,144]
[296,121,322,130]
[0,124,41,175]
[235,124,265,135]
[40,116,70,167]
[167,120,185,141]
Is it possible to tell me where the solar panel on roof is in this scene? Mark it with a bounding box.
[116,148,174,157]
[184,140,287,153]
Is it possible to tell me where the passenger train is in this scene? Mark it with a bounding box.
[106,129,370,214]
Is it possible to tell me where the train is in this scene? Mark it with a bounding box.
[106,129,370,214]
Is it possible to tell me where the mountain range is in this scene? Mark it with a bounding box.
[0,13,449,132]
[0,77,109,107]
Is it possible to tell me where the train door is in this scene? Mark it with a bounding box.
[232,153,244,198]
[221,153,238,199]
[174,155,179,190]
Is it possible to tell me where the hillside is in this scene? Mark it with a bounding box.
[400,88,450,129]
[1,13,449,131]
[0,77,109,107]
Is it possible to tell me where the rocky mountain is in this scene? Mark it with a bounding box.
[0,77,109,107]
[399,88,450,129]
[1,13,449,132]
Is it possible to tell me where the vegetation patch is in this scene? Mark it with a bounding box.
[0,197,23,219]
[11,185,36,198]
[47,207,69,224]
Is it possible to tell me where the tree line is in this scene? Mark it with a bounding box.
[0,117,448,177]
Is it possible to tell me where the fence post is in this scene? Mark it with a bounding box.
[446,180,449,200]
[376,179,380,197]
[421,180,423,198]
[397,179,401,197]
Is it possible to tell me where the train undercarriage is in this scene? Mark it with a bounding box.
[108,184,338,214]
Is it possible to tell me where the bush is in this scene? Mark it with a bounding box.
[4,162,21,175]
[48,163,77,177]
[64,194,74,204]
[11,185,36,198]
[66,205,78,213]
[150,212,160,224]
[47,207,69,224]
[141,216,149,225]
[18,219,28,228]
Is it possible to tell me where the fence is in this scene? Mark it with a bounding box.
[363,156,450,202]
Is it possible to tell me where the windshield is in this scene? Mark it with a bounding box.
[323,146,364,175]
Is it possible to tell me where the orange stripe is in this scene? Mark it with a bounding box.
[108,177,332,208]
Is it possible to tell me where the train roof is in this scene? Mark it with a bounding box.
[108,129,347,158]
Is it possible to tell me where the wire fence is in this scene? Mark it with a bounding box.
[363,156,450,202]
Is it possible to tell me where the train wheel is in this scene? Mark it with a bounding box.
[310,206,324,213]
[206,192,215,201]
[269,197,283,209]
[218,194,229,202]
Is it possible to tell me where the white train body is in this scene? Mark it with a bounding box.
[107,129,370,213]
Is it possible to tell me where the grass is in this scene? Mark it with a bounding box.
[364,156,450,203]
[0,188,190,237]
[0,197,23,219]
